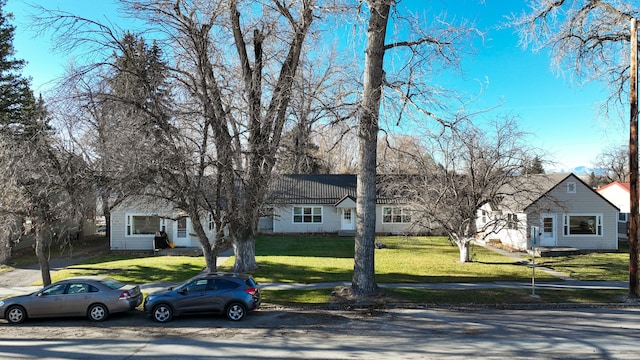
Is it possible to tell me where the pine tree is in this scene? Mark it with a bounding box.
[0,0,41,139]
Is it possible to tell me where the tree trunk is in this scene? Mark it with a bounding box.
[0,228,11,265]
[35,225,52,286]
[352,0,391,297]
[190,214,217,272]
[101,192,111,239]
[233,234,257,273]
[456,239,471,263]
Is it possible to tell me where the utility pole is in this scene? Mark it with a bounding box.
[629,18,639,297]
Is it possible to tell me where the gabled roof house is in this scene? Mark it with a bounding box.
[476,173,619,251]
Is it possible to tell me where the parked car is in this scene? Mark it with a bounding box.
[144,272,261,323]
[0,276,142,324]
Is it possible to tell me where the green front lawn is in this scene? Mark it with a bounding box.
[536,242,630,281]
[13,235,633,305]
[222,235,558,284]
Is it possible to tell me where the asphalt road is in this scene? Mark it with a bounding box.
[1,306,639,359]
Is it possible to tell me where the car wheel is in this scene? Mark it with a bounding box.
[88,304,109,322]
[226,302,246,321]
[6,306,26,324]
[152,304,173,323]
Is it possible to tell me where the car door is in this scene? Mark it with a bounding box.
[205,279,239,312]
[63,282,96,317]
[173,279,209,314]
[27,283,68,317]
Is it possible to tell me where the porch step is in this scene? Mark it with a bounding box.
[155,247,203,257]
[528,247,580,257]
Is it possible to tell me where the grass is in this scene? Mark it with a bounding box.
[222,235,558,284]
[4,235,635,306]
[535,242,630,281]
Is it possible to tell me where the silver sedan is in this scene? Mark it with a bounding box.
[0,276,142,324]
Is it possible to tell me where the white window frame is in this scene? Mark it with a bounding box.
[382,207,412,224]
[126,214,163,237]
[292,206,323,224]
[567,182,576,193]
[563,213,603,237]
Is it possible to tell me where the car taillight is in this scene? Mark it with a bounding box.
[244,288,258,296]
[119,291,131,300]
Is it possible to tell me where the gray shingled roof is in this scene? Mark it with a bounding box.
[267,174,411,205]
[268,174,357,205]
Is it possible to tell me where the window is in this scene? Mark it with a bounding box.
[343,209,352,221]
[563,214,602,236]
[382,207,412,223]
[127,215,161,236]
[42,283,67,296]
[507,213,518,230]
[619,213,629,222]
[293,207,322,223]
[567,182,576,193]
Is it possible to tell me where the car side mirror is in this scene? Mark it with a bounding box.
[178,288,188,295]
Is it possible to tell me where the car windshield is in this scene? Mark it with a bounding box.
[99,278,125,290]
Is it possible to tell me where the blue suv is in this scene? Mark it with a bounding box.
[144,272,261,322]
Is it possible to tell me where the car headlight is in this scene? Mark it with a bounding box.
[0,300,5,307]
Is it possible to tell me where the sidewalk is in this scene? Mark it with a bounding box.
[0,245,630,298]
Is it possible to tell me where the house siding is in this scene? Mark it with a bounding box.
[479,210,528,250]
[477,174,618,251]
[272,205,342,233]
[527,176,618,250]
[110,197,213,251]
[270,204,423,235]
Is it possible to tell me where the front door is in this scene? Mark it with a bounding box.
[341,208,355,230]
[173,217,190,247]
[540,214,557,247]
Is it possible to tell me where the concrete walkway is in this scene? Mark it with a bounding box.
[0,244,630,298]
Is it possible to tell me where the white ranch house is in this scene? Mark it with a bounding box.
[260,174,422,236]
[109,174,423,251]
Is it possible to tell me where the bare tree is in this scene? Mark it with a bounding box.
[0,120,93,285]
[402,116,541,262]
[276,53,354,174]
[349,0,478,296]
[36,0,316,272]
[594,144,629,182]
[377,134,434,174]
[314,121,360,173]
[513,0,637,108]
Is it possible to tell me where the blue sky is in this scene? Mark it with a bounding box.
[5,0,627,171]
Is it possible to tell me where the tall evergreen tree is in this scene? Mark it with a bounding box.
[0,0,42,139]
